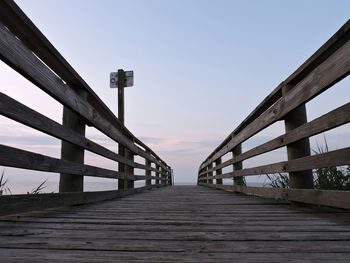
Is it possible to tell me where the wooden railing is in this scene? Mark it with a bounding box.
[198,20,350,210]
[0,0,172,213]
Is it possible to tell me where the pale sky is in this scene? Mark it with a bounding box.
[1,0,349,192]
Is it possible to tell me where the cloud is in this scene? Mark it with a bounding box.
[0,134,59,146]
[138,136,167,145]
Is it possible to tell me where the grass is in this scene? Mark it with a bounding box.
[234,177,246,186]
[312,136,350,190]
[0,167,50,194]
[264,173,289,188]
[265,135,350,190]
[27,179,48,194]
[0,169,11,195]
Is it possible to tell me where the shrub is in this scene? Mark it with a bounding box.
[312,136,350,191]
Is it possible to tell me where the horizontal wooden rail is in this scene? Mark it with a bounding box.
[203,147,350,180]
[0,144,136,180]
[0,0,167,168]
[0,92,169,177]
[0,92,135,168]
[0,0,172,201]
[200,102,350,176]
[201,38,350,169]
[0,21,169,173]
[201,183,350,210]
[199,19,350,209]
[201,19,350,169]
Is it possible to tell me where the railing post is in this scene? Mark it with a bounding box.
[168,167,173,186]
[204,166,208,184]
[165,168,170,186]
[146,150,152,188]
[232,143,244,185]
[201,166,206,184]
[159,166,163,185]
[197,169,201,185]
[59,89,87,192]
[207,163,213,184]
[118,144,125,190]
[156,164,160,185]
[199,166,206,184]
[283,84,314,189]
[124,148,134,189]
[215,158,223,185]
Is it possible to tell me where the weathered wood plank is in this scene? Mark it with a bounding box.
[0,249,349,263]
[3,228,350,241]
[200,20,350,170]
[1,236,350,253]
[0,185,164,216]
[0,22,170,172]
[214,147,350,181]
[1,187,350,261]
[0,144,135,180]
[201,183,350,209]
[202,101,350,175]
[201,34,350,169]
[0,92,139,168]
[0,0,170,170]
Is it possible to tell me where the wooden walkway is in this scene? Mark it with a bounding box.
[0,186,350,262]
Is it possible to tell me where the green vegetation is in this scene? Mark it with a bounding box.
[234,177,247,186]
[312,137,350,190]
[264,173,289,188]
[265,136,350,190]
[0,169,11,195]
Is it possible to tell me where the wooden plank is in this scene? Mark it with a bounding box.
[0,22,169,172]
[2,236,350,253]
[200,19,350,170]
[202,184,350,210]
[0,0,170,170]
[0,144,135,180]
[0,92,137,168]
[0,185,164,216]
[200,29,350,169]
[214,146,350,180]
[3,228,350,241]
[0,249,349,263]
[2,220,350,232]
[1,180,350,260]
[205,102,350,174]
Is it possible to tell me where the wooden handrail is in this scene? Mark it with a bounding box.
[200,19,350,169]
[0,0,172,197]
[198,20,350,209]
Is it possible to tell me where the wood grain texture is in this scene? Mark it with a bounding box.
[0,144,134,180]
[202,102,350,176]
[213,147,350,180]
[0,92,135,166]
[202,183,350,210]
[0,186,349,262]
[200,27,350,169]
[0,22,170,173]
[0,0,170,169]
[0,185,164,216]
[200,20,350,170]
